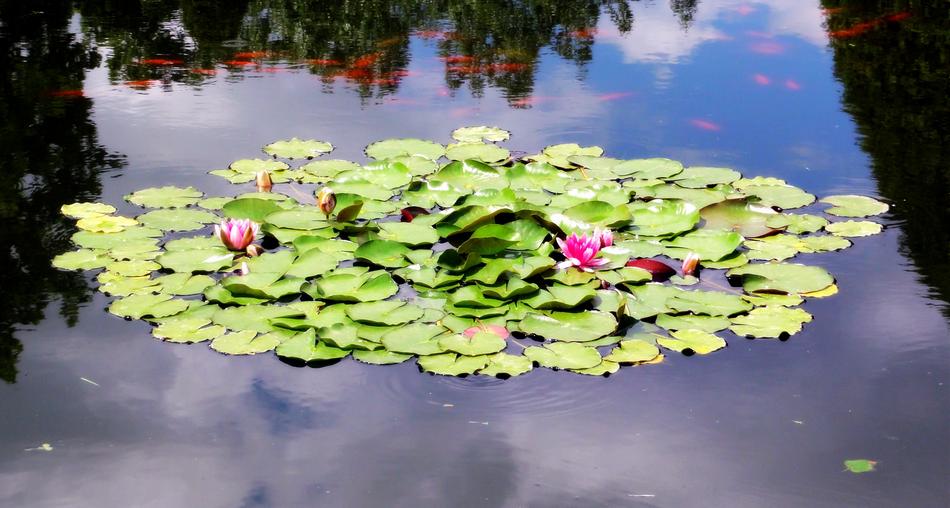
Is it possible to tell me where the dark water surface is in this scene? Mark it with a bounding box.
[1,1,948,506]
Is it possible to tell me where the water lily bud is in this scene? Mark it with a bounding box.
[256,170,273,192]
[317,187,336,218]
[246,244,264,257]
[682,252,701,276]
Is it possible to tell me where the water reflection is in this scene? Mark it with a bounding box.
[0,0,125,383]
[823,0,950,316]
[72,0,645,103]
[0,2,947,505]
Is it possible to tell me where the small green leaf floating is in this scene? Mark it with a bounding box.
[50,128,885,377]
[843,459,877,474]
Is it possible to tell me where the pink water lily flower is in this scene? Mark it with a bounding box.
[556,231,610,272]
[214,219,259,252]
[593,228,613,248]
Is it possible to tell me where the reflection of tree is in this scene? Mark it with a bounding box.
[824,1,950,314]
[670,0,699,30]
[0,0,125,382]
[74,0,642,102]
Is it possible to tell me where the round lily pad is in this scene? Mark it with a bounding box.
[125,186,203,208]
[263,138,333,159]
[657,329,726,355]
[728,263,834,295]
[518,311,617,342]
[61,202,116,219]
[824,220,883,237]
[365,138,445,160]
[451,126,510,143]
[820,195,889,217]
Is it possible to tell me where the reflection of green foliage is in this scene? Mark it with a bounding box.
[72,0,642,101]
[824,1,950,314]
[670,0,699,30]
[0,0,126,382]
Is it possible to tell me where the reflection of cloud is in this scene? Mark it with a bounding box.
[598,0,829,65]
[596,5,727,64]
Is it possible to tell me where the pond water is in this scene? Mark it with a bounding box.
[1,1,948,506]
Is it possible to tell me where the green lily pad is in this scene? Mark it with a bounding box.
[71,227,162,249]
[230,158,290,174]
[612,158,684,179]
[338,162,412,189]
[669,167,741,188]
[518,311,617,342]
[345,301,424,326]
[299,159,361,179]
[730,306,813,338]
[657,329,726,355]
[211,330,283,355]
[365,138,445,160]
[212,304,303,333]
[666,289,753,317]
[639,184,731,209]
[52,249,111,270]
[99,275,159,296]
[152,317,226,343]
[728,263,834,295]
[276,329,350,361]
[125,186,203,208]
[155,249,233,273]
[656,313,731,332]
[700,198,781,238]
[570,359,620,376]
[524,342,602,369]
[604,339,660,364]
[380,323,447,355]
[457,224,519,255]
[451,126,510,143]
[629,199,701,237]
[824,220,883,237]
[61,202,116,219]
[152,273,215,295]
[137,209,218,231]
[843,459,877,474]
[431,160,508,190]
[664,228,743,261]
[109,293,189,319]
[507,162,573,193]
[352,349,413,365]
[263,138,333,159]
[552,200,631,233]
[740,184,814,209]
[378,222,440,246]
[419,353,490,376]
[478,352,533,377]
[222,198,284,222]
[820,195,889,217]
[445,143,510,164]
[765,213,828,234]
[284,250,338,278]
[530,143,603,169]
[76,215,138,233]
[354,240,410,268]
[105,259,161,277]
[307,271,399,302]
[439,331,506,356]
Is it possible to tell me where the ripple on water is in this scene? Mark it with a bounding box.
[371,360,625,418]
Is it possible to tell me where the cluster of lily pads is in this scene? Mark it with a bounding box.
[52,127,888,377]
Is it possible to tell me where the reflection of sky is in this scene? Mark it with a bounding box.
[1,1,948,507]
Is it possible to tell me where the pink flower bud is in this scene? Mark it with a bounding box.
[682,252,701,276]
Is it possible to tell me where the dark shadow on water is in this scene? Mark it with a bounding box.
[824,0,950,318]
[0,0,125,383]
